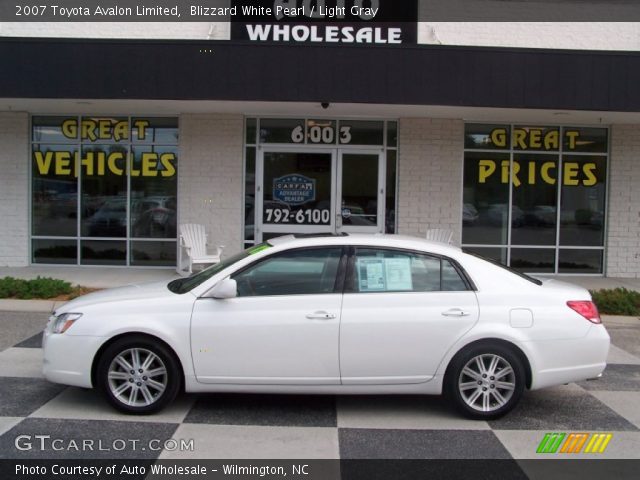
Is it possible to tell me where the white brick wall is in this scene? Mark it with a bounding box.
[0,112,29,267]
[606,125,640,278]
[397,118,464,243]
[179,114,244,257]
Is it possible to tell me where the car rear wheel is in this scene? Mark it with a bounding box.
[96,336,181,414]
[445,342,525,419]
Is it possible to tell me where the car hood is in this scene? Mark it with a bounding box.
[54,280,178,314]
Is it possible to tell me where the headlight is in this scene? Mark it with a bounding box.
[51,312,82,334]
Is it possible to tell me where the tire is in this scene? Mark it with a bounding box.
[444,342,525,420]
[96,335,181,414]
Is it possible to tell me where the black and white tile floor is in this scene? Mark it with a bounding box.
[1,323,639,461]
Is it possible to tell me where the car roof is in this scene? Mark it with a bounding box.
[267,233,462,256]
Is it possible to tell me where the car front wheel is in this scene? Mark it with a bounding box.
[96,336,181,414]
[445,343,525,419]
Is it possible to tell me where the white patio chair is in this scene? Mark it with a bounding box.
[177,223,224,275]
[425,228,454,245]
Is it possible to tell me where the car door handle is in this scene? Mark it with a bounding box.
[306,311,336,320]
[442,308,470,317]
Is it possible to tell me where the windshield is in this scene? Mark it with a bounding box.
[167,243,272,294]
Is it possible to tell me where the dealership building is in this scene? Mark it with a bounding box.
[1,10,640,277]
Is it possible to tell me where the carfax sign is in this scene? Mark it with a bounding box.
[273,174,316,205]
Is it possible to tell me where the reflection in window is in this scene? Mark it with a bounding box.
[462,152,510,245]
[31,117,178,266]
[462,124,607,274]
[233,248,342,297]
[32,144,78,237]
[353,249,468,293]
[560,156,606,247]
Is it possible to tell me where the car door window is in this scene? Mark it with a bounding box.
[232,248,343,297]
[352,248,469,293]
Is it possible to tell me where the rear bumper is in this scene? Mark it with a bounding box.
[528,324,610,390]
[42,330,105,388]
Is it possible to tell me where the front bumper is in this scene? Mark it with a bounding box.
[42,330,105,388]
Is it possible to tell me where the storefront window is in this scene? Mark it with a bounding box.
[462,124,607,274]
[31,116,178,266]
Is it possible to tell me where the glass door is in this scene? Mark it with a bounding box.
[257,149,336,242]
[337,150,385,234]
[255,148,385,242]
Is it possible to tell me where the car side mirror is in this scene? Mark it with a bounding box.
[205,278,237,299]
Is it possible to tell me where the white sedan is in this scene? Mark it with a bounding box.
[42,234,609,419]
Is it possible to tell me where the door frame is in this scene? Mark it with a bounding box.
[336,148,386,235]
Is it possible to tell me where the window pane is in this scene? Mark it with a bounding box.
[558,249,604,274]
[130,241,177,267]
[259,118,305,144]
[246,118,257,145]
[385,150,397,234]
[353,249,446,293]
[79,117,129,143]
[464,124,510,150]
[338,120,384,145]
[387,122,398,147]
[81,145,128,238]
[442,260,467,291]
[462,247,508,265]
[341,154,378,227]
[81,240,126,265]
[32,239,77,264]
[233,248,342,297]
[32,144,78,236]
[510,248,555,273]
[131,118,178,145]
[130,146,177,239]
[463,152,510,245]
[513,126,560,152]
[560,155,606,247]
[263,152,332,226]
[32,116,78,143]
[511,154,559,246]
[563,127,607,153]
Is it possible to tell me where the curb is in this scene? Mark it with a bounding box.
[0,299,67,313]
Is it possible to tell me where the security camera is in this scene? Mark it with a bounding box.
[321,102,330,110]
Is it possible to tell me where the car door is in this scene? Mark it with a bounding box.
[191,247,345,385]
[339,247,479,385]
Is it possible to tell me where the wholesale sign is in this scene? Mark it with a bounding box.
[231,0,418,44]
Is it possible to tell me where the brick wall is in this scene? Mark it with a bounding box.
[0,112,29,266]
[397,118,464,243]
[179,114,244,258]
[606,125,640,278]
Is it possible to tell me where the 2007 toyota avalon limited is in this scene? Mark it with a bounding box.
[42,234,609,419]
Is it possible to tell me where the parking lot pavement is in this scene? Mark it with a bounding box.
[0,312,639,462]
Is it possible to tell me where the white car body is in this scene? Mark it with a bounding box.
[42,234,609,413]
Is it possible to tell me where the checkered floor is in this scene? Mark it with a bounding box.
[1,318,640,461]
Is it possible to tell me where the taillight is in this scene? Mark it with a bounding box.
[567,301,601,324]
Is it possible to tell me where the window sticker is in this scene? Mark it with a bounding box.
[357,255,413,292]
[357,258,386,292]
[385,257,413,291]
